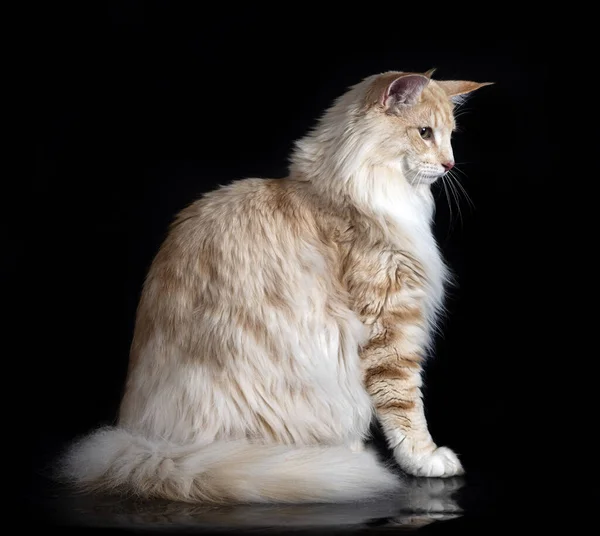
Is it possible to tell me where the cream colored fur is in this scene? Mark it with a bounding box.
[58,70,490,503]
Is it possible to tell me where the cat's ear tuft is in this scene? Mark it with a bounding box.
[437,80,494,105]
[424,68,437,79]
[382,74,430,109]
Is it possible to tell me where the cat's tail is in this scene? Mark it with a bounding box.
[57,426,401,503]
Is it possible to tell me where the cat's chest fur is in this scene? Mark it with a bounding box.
[388,192,448,316]
[339,182,448,333]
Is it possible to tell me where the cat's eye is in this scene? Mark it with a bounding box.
[419,127,433,140]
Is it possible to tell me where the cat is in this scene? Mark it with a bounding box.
[58,69,491,504]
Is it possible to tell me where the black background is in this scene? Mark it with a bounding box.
[24,3,561,530]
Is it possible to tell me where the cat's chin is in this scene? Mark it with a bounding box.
[410,176,439,187]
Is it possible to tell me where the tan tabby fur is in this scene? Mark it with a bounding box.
[59,70,491,503]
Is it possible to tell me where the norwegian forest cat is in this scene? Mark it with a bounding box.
[59,70,491,504]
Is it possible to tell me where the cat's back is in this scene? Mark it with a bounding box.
[139,177,331,321]
[165,177,323,261]
[177,177,314,232]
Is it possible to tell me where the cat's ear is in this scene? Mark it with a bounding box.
[382,74,430,109]
[424,68,437,78]
[437,80,494,105]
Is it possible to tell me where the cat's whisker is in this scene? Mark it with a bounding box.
[412,169,424,189]
[445,174,463,228]
[440,175,453,226]
[453,110,472,122]
[450,165,469,179]
[453,179,475,211]
[452,103,474,118]
[451,178,465,227]
[448,169,475,211]
[451,161,474,170]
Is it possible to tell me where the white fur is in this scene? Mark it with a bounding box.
[60,427,400,503]
[393,444,464,478]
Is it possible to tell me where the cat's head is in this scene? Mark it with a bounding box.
[361,70,492,186]
[290,70,492,202]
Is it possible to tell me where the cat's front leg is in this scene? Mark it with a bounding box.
[360,318,464,478]
[344,245,464,478]
[342,242,463,477]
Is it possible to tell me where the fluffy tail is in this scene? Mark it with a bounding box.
[57,427,401,503]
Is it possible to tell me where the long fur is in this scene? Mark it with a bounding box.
[59,427,400,503]
[57,70,490,503]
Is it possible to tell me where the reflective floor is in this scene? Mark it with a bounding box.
[29,435,509,533]
[30,472,506,533]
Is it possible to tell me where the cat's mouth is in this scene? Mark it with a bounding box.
[403,163,445,186]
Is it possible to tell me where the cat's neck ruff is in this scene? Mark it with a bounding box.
[349,164,436,237]
[288,100,447,320]
[346,164,448,334]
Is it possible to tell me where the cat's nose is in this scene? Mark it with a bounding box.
[442,161,455,171]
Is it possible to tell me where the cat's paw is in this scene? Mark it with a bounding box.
[394,445,464,478]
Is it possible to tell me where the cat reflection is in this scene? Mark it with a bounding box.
[57,476,463,530]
